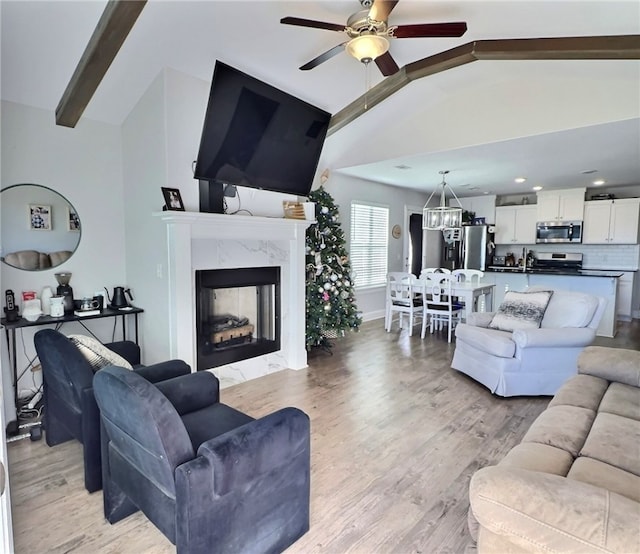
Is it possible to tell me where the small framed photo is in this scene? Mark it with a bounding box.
[161,187,185,211]
[473,217,486,225]
[29,204,51,231]
[67,207,81,231]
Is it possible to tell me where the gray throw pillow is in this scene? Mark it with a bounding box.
[489,290,554,332]
[68,334,133,372]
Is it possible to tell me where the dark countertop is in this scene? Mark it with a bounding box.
[486,267,624,278]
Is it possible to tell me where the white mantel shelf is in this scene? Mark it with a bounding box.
[153,211,314,241]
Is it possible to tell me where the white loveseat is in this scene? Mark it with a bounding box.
[451,288,606,396]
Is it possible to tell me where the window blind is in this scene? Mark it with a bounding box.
[350,202,389,288]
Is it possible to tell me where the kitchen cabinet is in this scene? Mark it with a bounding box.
[616,271,634,320]
[455,195,496,223]
[583,198,640,244]
[536,188,585,222]
[494,206,537,244]
[528,273,618,338]
[492,273,529,307]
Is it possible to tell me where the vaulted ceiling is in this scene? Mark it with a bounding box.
[2,1,639,196]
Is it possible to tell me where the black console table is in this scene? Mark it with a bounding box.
[1,307,143,435]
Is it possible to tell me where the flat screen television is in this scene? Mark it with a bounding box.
[194,61,332,213]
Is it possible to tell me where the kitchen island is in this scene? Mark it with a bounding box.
[483,269,623,337]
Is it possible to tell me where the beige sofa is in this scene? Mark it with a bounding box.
[2,249,72,270]
[468,345,640,553]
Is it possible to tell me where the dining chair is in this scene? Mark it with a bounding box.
[452,269,484,284]
[385,272,423,335]
[420,267,451,278]
[420,273,463,342]
[452,269,486,311]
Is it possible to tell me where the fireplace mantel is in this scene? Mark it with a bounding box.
[154,211,313,387]
[154,211,313,241]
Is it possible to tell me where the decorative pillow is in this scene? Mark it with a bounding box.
[489,290,554,332]
[68,334,133,372]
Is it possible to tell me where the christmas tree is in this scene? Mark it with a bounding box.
[305,186,362,349]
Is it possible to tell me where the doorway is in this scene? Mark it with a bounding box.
[408,213,423,276]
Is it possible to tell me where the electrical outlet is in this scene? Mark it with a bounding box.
[156,263,163,279]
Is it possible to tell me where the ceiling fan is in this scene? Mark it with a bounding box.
[280,0,467,76]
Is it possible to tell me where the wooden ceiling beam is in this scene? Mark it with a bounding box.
[55,0,146,128]
[327,35,640,136]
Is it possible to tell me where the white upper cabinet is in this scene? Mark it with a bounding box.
[583,198,640,244]
[536,188,586,222]
[495,205,537,244]
[455,195,497,223]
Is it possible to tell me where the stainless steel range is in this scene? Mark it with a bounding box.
[531,252,583,273]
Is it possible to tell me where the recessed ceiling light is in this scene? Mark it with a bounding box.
[532,186,543,191]
[394,164,411,170]
[514,177,527,183]
[592,179,606,186]
[581,169,598,175]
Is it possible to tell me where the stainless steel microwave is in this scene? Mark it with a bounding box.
[536,221,583,244]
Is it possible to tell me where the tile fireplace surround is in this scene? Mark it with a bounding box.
[156,211,312,387]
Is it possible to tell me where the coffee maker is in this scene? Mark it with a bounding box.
[54,272,74,313]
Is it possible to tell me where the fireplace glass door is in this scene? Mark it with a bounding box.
[195,267,280,370]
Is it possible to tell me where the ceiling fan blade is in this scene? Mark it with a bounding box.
[300,43,347,71]
[375,51,400,76]
[393,22,468,38]
[369,0,399,23]
[280,16,345,33]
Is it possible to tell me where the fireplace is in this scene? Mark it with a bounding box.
[156,211,311,388]
[195,267,281,370]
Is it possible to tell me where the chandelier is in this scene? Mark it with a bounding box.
[422,170,463,231]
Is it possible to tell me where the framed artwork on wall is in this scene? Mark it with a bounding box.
[161,187,185,211]
[67,207,80,231]
[29,204,51,231]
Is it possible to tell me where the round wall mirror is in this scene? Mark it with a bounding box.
[1,183,81,271]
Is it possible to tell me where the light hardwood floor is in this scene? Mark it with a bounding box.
[7,319,639,553]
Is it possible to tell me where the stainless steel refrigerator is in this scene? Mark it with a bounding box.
[441,224,495,271]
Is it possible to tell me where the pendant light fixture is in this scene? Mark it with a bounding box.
[422,170,463,231]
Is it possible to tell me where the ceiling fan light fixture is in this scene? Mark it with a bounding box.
[346,34,389,63]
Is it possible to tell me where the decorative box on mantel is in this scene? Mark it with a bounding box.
[154,211,313,387]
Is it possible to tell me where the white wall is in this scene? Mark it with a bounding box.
[0,101,127,422]
[121,71,172,364]
[321,174,428,321]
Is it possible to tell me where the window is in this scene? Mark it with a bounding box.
[350,202,389,288]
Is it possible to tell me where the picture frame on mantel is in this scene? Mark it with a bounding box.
[161,187,185,211]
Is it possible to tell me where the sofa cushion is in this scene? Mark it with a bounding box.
[499,443,573,476]
[540,290,598,329]
[489,290,553,332]
[454,324,515,358]
[578,346,640,386]
[580,412,640,477]
[568,456,640,503]
[548,374,608,411]
[599,382,640,421]
[521,405,595,457]
[69,334,133,372]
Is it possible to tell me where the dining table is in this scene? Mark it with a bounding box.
[449,281,496,322]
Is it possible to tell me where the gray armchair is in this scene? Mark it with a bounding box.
[34,328,191,492]
[451,288,606,396]
[93,366,310,554]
